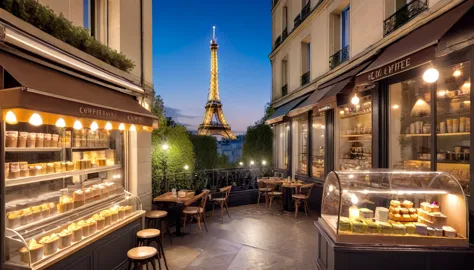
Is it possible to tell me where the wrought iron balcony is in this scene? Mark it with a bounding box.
[282,84,288,96]
[272,0,279,8]
[294,14,303,28]
[274,35,282,48]
[329,45,349,69]
[301,2,311,20]
[383,0,427,36]
[282,27,288,41]
[301,72,310,87]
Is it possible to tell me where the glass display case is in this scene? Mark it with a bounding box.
[311,112,325,179]
[2,108,145,269]
[320,170,468,247]
[337,95,372,171]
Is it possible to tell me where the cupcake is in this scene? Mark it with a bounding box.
[19,239,44,263]
[68,223,83,242]
[78,220,90,237]
[92,214,105,230]
[86,218,97,234]
[6,211,20,229]
[39,233,59,256]
[58,229,72,249]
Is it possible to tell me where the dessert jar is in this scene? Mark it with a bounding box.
[46,163,55,174]
[87,220,98,234]
[9,163,20,179]
[19,162,29,177]
[35,133,45,148]
[31,207,42,222]
[41,235,60,256]
[71,227,83,242]
[51,134,59,148]
[6,212,20,229]
[6,131,18,148]
[19,242,44,263]
[58,230,72,249]
[118,208,126,219]
[41,204,51,219]
[27,133,37,148]
[43,134,52,148]
[94,216,105,230]
[18,132,28,147]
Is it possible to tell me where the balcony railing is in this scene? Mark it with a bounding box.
[274,35,282,48]
[274,27,288,49]
[294,14,303,28]
[301,71,310,86]
[282,84,288,96]
[294,2,312,29]
[272,0,279,8]
[383,0,427,36]
[329,45,349,69]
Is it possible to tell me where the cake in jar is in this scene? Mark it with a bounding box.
[5,131,18,148]
[68,223,83,242]
[73,190,85,208]
[100,210,112,226]
[19,239,44,263]
[27,133,36,148]
[31,206,42,222]
[66,162,74,171]
[6,211,20,229]
[18,132,28,147]
[43,134,52,147]
[35,133,45,148]
[93,214,105,230]
[77,220,90,237]
[58,229,72,249]
[86,218,97,234]
[41,203,51,219]
[39,233,59,256]
[46,163,55,174]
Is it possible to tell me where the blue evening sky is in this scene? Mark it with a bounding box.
[153,0,272,134]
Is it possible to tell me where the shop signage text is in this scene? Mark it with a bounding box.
[79,107,117,118]
[367,58,411,81]
[318,105,332,112]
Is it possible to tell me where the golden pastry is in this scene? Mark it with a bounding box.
[58,229,72,249]
[39,233,59,255]
[408,208,416,214]
[390,200,400,207]
[19,239,44,263]
[400,208,408,214]
[394,214,401,221]
[402,200,413,208]
[92,214,105,230]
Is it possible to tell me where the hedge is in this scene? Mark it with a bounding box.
[0,0,135,72]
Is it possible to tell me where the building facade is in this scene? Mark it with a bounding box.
[268,0,474,245]
[217,135,245,163]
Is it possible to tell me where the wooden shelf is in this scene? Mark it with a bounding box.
[5,165,122,187]
[346,140,372,143]
[5,147,62,152]
[437,160,470,164]
[340,111,372,119]
[71,147,111,151]
[340,134,372,138]
[399,134,431,137]
[437,132,470,136]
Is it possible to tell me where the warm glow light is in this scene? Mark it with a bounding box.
[464,101,471,104]
[250,160,255,165]
[351,189,448,195]
[262,160,267,165]
[184,165,189,170]
[351,94,360,105]
[5,111,18,124]
[118,123,125,131]
[73,120,83,130]
[130,124,136,132]
[162,144,169,150]
[29,113,43,126]
[349,205,359,220]
[438,90,446,97]
[453,70,462,77]
[55,118,66,128]
[90,121,99,131]
[239,162,243,166]
[423,68,439,83]
[345,108,349,111]
[463,82,471,88]
[105,122,113,130]
[339,110,344,115]
[392,104,399,109]
[351,194,359,204]
[416,99,425,105]
[328,185,334,192]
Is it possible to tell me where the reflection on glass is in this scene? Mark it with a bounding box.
[436,62,471,194]
[312,112,325,179]
[338,95,372,170]
[390,77,431,170]
[297,115,309,175]
[274,123,289,169]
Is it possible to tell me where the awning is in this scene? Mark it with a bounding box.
[356,0,474,84]
[288,60,372,116]
[0,50,158,126]
[265,94,310,125]
[437,3,474,56]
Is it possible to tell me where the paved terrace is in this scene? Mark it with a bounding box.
[162,204,319,270]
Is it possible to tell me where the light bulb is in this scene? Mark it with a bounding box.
[29,113,43,126]
[262,160,267,165]
[118,123,125,131]
[392,104,399,109]
[351,94,360,105]
[250,160,255,165]
[423,68,439,83]
[416,98,425,105]
[5,111,18,124]
[339,110,344,115]
[351,194,359,204]
[239,162,243,166]
[463,82,471,88]
[105,122,113,130]
[184,165,189,170]
[438,90,446,97]
[90,121,99,131]
[73,120,83,130]
[453,70,461,77]
[162,144,169,150]
[55,118,66,128]
[130,124,136,132]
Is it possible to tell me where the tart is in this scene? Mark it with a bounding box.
[350,219,367,233]
[19,239,44,263]
[402,214,410,222]
[389,207,399,214]
[58,229,72,249]
[39,233,59,256]
[338,217,351,231]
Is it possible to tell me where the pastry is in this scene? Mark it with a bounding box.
[110,208,119,223]
[359,208,374,220]
[393,214,401,221]
[84,188,94,204]
[434,227,443,236]
[420,202,431,211]
[404,223,416,234]
[428,203,440,213]
[46,163,55,174]
[389,213,394,220]
[54,162,61,173]
[23,208,33,224]
[31,206,42,222]
[66,162,74,171]
[124,205,133,215]
[410,214,418,221]
[400,208,408,215]
[366,221,380,233]
[402,214,410,222]
[431,212,447,227]
[402,200,413,208]
[392,223,406,235]
[100,210,112,226]
[19,239,44,263]
[350,219,367,233]
[118,207,126,219]
[389,207,399,214]
[379,222,393,234]
[49,202,57,214]
[375,207,389,222]
[390,200,400,208]
[427,227,436,236]
[78,220,90,237]
[442,226,456,237]
[338,217,351,231]
[73,190,85,208]
[415,223,428,235]
[68,223,83,242]
[6,211,20,229]
[92,214,105,230]
[39,233,59,256]
[408,208,416,214]
[58,229,72,249]
[87,218,97,234]
[58,196,73,213]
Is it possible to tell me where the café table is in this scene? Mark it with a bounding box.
[153,192,195,236]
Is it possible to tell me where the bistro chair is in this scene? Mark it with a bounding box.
[145,210,172,244]
[136,229,168,270]
[211,186,232,223]
[266,182,283,209]
[127,246,158,270]
[292,183,314,218]
[183,190,210,233]
[257,178,272,207]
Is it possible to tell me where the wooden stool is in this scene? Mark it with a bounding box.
[145,210,172,244]
[136,229,168,270]
[127,246,158,270]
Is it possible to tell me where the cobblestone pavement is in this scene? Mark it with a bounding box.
[161,204,319,270]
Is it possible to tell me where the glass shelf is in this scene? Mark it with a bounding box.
[5,147,63,152]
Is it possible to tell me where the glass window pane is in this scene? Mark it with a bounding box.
[436,61,471,194]
[274,123,289,169]
[389,77,431,170]
[297,115,309,175]
[312,112,325,178]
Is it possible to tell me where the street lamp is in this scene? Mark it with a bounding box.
[239,161,243,166]
[184,165,189,170]
[250,160,255,166]
[162,143,169,150]
[262,160,267,165]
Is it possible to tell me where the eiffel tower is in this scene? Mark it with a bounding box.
[198,27,236,139]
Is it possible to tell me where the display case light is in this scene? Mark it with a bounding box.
[105,122,113,130]
[453,70,461,77]
[55,118,66,128]
[130,124,136,132]
[351,93,360,105]
[118,123,125,131]
[5,111,18,124]
[29,113,43,126]
[90,121,99,131]
[73,120,83,130]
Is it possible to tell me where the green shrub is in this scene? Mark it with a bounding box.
[0,0,135,72]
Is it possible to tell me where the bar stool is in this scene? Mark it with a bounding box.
[145,210,172,244]
[136,229,168,270]
[127,246,157,270]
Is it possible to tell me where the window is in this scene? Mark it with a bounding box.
[274,123,289,169]
[312,112,325,179]
[282,6,288,30]
[296,115,309,175]
[83,0,91,30]
[341,6,350,49]
[329,5,350,69]
[282,59,288,96]
[301,40,311,86]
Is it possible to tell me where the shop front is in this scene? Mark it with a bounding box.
[315,1,474,269]
[0,45,157,269]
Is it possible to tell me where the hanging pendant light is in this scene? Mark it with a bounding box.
[73,120,83,130]
[55,118,66,128]
[105,122,113,131]
[130,124,136,132]
[118,123,125,131]
[90,121,99,131]
[5,111,18,124]
[29,113,43,126]
[423,68,439,83]
[351,93,360,105]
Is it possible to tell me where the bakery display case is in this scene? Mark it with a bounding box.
[319,170,468,247]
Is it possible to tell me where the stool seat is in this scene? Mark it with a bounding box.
[269,191,283,196]
[137,229,160,239]
[258,188,272,192]
[146,210,168,219]
[183,206,204,214]
[292,194,308,199]
[212,198,225,202]
[127,246,157,260]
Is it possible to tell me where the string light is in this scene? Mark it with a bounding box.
[29,113,43,126]
[5,111,18,124]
